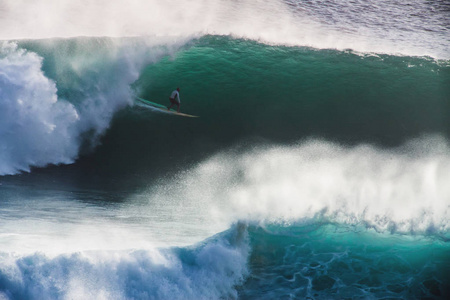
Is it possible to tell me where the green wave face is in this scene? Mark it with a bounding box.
[135,36,449,146]
[9,35,449,182]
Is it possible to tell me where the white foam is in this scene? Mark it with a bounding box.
[0,224,249,300]
[0,39,183,175]
[0,42,79,174]
[147,136,450,236]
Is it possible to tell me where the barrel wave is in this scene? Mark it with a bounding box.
[1,36,449,176]
[1,0,449,299]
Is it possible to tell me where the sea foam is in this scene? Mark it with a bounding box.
[0,39,182,175]
[0,223,249,300]
[147,137,450,237]
[0,42,79,174]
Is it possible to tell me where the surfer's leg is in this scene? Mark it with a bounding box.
[168,98,174,110]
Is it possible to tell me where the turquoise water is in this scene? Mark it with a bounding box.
[242,224,449,299]
[1,0,450,299]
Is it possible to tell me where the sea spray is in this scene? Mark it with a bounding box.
[1,0,448,58]
[0,38,185,175]
[0,42,79,174]
[144,136,450,237]
[0,0,448,299]
[0,223,249,300]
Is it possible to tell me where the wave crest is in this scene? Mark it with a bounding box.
[149,137,450,237]
[0,42,79,174]
[0,39,179,175]
[0,224,249,300]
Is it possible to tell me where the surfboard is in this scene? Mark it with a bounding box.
[135,97,198,118]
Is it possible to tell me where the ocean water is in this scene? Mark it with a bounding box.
[1,0,449,299]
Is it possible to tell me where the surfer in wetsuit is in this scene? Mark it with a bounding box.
[168,87,181,113]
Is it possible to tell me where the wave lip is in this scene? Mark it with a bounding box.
[0,42,79,175]
[0,38,183,175]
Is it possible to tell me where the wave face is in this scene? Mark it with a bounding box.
[1,0,449,299]
[2,35,447,176]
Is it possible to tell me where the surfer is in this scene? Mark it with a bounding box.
[168,87,181,113]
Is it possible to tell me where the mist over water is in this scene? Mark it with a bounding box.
[142,137,450,237]
[1,0,449,58]
[0,0,449,299]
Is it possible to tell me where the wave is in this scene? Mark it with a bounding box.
[142,136,450,238]
[0,223,249,300]
[1,221,448,300]
[0,38,187,175]
[241,223,450,299]
[1,35,448,176]
[0,42,79,174]
[106,36,448,183]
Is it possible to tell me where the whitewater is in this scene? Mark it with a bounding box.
[1,0,449,299]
